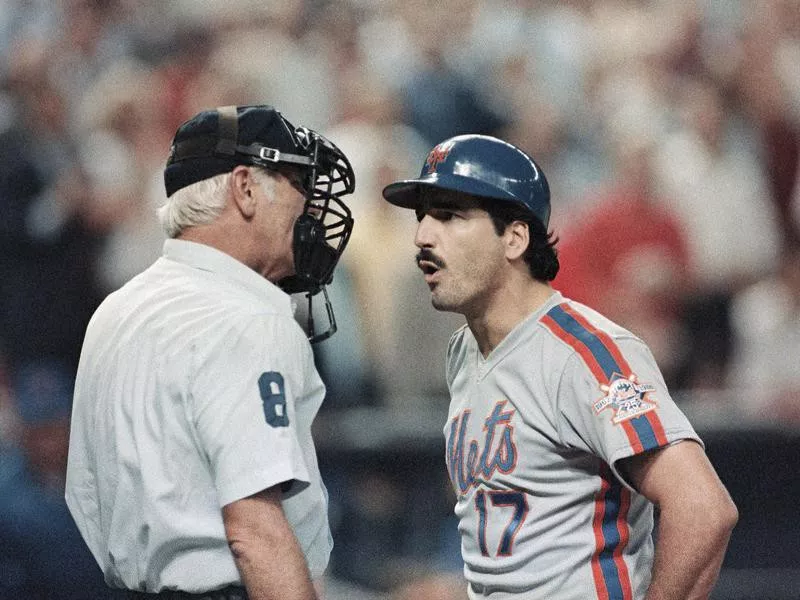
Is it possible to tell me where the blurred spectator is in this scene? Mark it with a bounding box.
[0,32,117,598]
[555,131,692,388]
[654,76,781,294]
[652,76,782,389]
[0,360,108,599]
[194,0,337,130]
[356,0,428,93]
[400,55,506,148]
[324,66,464,406]
[498,89,608,213]
[47,0,137,125]
[379,0,507,146]
[475,0,609,211]
[148,24,217,133]
[728,242,800,422]
[404,59,504,147]
[732,0,800,247]
[74,58,168,292]
[0,40,105,380]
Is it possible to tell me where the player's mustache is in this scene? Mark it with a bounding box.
[416,249,446,269]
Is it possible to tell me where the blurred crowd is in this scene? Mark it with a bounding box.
[0,0,799,597]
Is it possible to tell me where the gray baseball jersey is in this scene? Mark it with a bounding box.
[66,239,331,592]
[445,291,701,600]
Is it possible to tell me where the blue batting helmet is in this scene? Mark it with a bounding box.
[382,134,550,228]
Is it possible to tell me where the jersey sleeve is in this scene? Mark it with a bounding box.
[189,313,311,507]
[555,333,702,487]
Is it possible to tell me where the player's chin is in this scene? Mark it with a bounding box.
[430,294,459,313]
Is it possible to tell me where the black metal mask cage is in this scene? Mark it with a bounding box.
[280,127,355,295]
[278,128,355,343]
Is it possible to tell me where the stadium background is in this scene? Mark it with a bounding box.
[0,1,798,598]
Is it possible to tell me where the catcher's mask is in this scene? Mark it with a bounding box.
[165,105,355,343]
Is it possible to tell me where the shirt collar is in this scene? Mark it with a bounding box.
[162,239,295,317]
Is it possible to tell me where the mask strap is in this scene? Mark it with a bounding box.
[306,285,337,344]
[215,105,239,156]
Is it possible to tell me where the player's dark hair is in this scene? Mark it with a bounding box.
[483,201,560,282]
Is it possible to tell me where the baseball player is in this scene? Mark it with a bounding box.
[65,105,355,599]
[382,135,738,599]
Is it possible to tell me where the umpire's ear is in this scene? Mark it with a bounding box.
[504,220,530,261]
[230,165,259,219]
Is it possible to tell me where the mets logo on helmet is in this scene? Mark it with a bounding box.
[425,140,455,173]
[594,373,658,424]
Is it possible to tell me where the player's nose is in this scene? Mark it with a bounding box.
[414,214,436,248]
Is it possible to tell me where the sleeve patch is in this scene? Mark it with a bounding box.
[258,372,289,428]
[596,374,658,424]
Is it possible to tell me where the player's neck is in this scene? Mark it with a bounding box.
[467,279,554,358]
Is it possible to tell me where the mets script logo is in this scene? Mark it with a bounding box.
[446,401,518,494]
[425,140,455,173]
[594,374,657,424]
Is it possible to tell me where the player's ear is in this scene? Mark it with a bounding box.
[504,220,530,261]
[230,166,257,219]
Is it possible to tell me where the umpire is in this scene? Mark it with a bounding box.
[65,105,355,600]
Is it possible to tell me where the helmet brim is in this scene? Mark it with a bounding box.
[382,173,520,209]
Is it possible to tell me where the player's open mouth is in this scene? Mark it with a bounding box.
[418,261,438,276]
[416,250,444,286]
[418,262,441,287]
[419,260,441,277]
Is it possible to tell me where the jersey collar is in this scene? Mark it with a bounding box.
[475,289,564,371]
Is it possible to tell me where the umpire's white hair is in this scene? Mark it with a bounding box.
[157,166,276,238]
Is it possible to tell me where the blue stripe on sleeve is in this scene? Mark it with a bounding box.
[547,305,622,381]
[628,415,659,451]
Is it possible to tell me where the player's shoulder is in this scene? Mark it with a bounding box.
[445,323,471,384]
[538,296,648,360]
[446,322,472,362]
[535,298,666,402]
